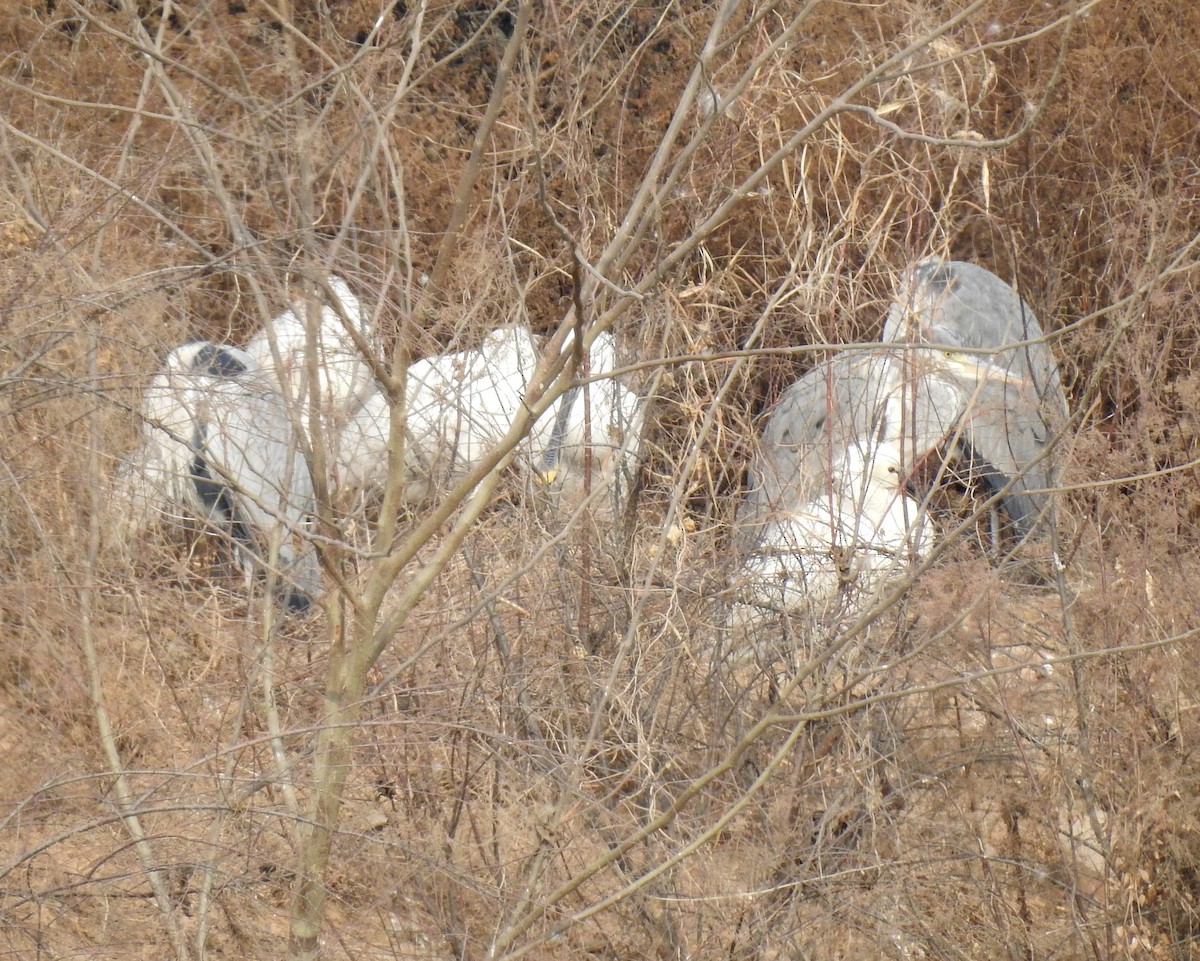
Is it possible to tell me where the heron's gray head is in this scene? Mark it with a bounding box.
[885,258,960,346]
[909,257,956,295]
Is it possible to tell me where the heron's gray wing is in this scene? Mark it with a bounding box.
[888,259,1065,405]
[887,346,1063,537]
[737,358,840,552]
[950,366,1063,535]
[736,351,908,554]
[885,259,1069,536]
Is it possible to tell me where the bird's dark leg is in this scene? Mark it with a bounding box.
[190,435,255,550]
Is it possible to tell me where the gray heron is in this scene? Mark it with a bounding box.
[732,342,1027,620]
[118,341,321,611]
[734,347,1002,545]
[883,258,1068,537]
[244,275,376,436]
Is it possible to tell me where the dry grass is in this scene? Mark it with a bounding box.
[3,1,1200,958]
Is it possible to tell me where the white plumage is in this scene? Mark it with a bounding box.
[334,326,644,510]
[336,325,548,503]
[735,439,929,621]
[243,275,375,436]
[333,385,393,497]
[116,341,320,611]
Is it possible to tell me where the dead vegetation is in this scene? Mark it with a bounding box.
[2,0,1200,958]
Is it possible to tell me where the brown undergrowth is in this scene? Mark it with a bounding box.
[2,1,1200,958]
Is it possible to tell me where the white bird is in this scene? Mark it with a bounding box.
[116,341,320,611]
[336,325,551,504]
[335,326,644,511]
[735,438,930,621]
[243,275,375,438]
[535,330,644,513]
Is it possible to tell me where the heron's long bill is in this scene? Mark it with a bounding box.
[940,350,1030,389]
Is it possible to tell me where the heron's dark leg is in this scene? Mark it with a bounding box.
[284,585,312,612]
[190,449,255,550]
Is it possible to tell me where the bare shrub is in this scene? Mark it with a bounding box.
[6,1,1200,960]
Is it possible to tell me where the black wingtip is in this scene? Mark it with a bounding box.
[191,342,249,377]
